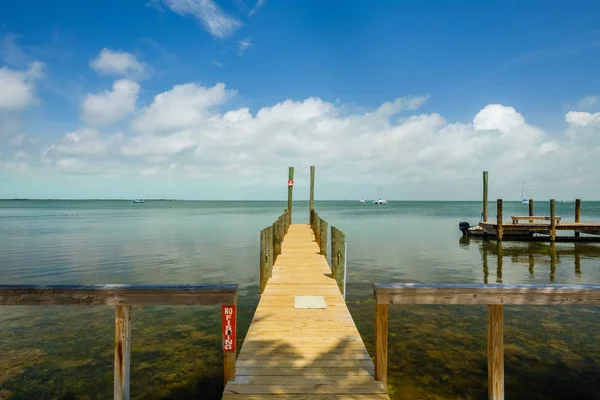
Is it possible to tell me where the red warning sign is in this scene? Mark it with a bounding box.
[221,305,236,353]
[288,180,294,186]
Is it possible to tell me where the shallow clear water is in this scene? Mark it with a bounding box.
[1,200,599,399]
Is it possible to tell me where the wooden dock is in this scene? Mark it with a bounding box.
[223,224,390,399]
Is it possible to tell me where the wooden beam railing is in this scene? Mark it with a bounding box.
[331,226,347,297]
[373,283,600,400]
[259,209,289,293]
[310,209,328,257]
[0,284,238,400]
[310,211,347,297]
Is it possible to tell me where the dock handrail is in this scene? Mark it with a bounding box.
[373,283,600,400]
[310,210,347,297]
[0,284,238,400]
[259,209,290,293]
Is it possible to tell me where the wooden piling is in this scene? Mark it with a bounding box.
[114,305,131,400]
[309,166,315,223]
[483,171,489,222]
[331,226,346,295]
[487,304,504,400]
[374,303,388,387]
[320,218,328,257]
[550,199,556,242]
[528,199,534,223]
[288,167,294,224]
[496,199,503,240]
[575,199,581,237]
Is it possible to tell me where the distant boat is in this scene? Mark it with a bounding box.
[373,182,387,205]
[521,180,528,205]
[359,198,366,203]
[133,199,144,203]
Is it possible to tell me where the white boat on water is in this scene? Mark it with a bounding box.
[373,182,387,204]
[521,180,528,205]
[133,199,144,203]
[359,198,366,203]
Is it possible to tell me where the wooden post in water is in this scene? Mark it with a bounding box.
[114,305,131,400]
[528,199,534,223]
[550,199,556,242]
[496,199,503,240]
[320,218,328,257]
[374,303,388,387]
[575,199,581,238]
[288,167,294,225]
[483,171,489,222]
[310,166,315,224]
[487,304,504,400]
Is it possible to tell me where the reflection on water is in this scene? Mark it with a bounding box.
[2,200,600,399]
[462,238,597,284]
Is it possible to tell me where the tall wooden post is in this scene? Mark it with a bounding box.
[496,199,503,240]
[550,199,556,242]
[288,167,294,225]
[374,303,388,387]
[528,199,534,223]
[487,304,504,400]
[575,199,581,238]
[483,171,489,222]
[310,166,315,223]
[114,306,131,400]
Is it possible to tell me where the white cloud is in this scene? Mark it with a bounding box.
[576,95,599,110]
[81,79,140,125]
[11,79,600,199]
[55,128,123,156]
[57,158,87,170]
[9,133,26,146]
[473,104,525,133]
[155,0,242,39]
[89,49,146,77]
[131,82,234,133]
[0,61,44,109]
[565,111,600,127]
[249,0,265,16]
[238,38,252,55]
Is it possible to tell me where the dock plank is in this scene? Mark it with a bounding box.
[224,224,390,399]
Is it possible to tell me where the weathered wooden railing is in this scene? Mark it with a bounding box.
[373,283,600,400]
[259,209,290,293]
[0,284,238,400]
[310,210,347,297]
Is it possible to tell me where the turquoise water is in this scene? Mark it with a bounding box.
[1,200,600,399]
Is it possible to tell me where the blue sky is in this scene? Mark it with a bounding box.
[1,0,600,200]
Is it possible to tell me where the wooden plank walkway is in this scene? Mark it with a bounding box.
[223,224,390,400]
